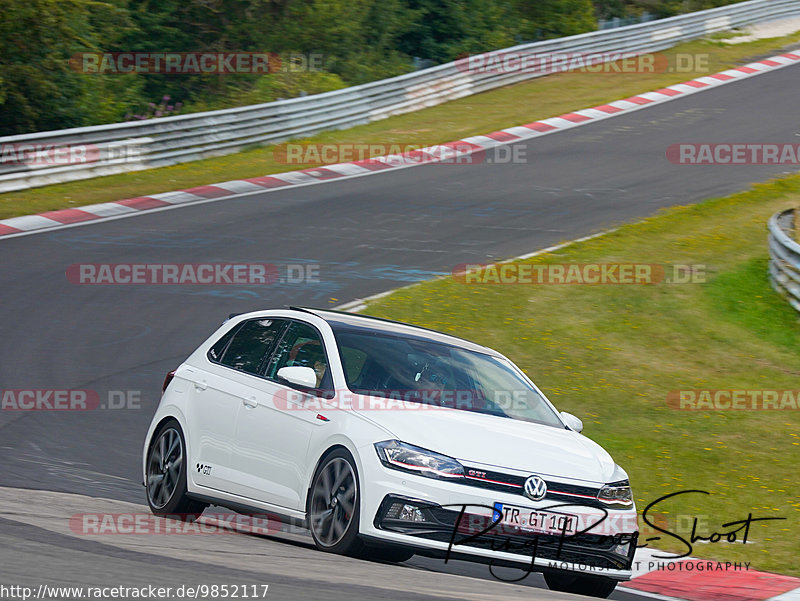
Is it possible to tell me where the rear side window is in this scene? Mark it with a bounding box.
[209,318,287,375]
[208,324,239,362]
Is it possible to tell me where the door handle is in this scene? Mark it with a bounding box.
[242,396,258,409]
[194,380,207,391]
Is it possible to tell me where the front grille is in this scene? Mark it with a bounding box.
[462,466,604,508]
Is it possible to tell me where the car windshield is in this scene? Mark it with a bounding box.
[332,327,564,427]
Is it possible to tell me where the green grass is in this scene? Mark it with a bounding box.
[362,175,800,576]
[3,31,800,219]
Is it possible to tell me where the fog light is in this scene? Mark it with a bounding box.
[386,501,426,522]
[385,502,404,519]
[399,504,425,522]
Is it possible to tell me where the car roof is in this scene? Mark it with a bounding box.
[288,307,502,357]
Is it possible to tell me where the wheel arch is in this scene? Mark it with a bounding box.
[304,442,361,515]
[141,408,189,486]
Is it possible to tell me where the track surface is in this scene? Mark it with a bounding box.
[1,61,799,600]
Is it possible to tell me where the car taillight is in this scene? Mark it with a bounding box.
[162,370,176,393]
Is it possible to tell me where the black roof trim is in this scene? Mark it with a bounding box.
[287,306,487,351]
[286,305,323,319]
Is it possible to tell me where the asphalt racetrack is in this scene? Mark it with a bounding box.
[1,60,799,600]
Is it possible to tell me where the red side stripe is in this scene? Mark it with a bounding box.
[117,197,171,210]
[625,561,800,601]
[595,104,624,113]
[244,176,292,188]
[38,209,97,224]
[301,168,345,180]
[523,122,558,132]
[624,96,653,105]
[0,224,22,235]
[653,88,683,96]
[561,112,592,123]
[350,159,395,171]
[485,131,521,142]
[183,185,231,198]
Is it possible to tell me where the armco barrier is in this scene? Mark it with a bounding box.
[768,208,800,314]
[2,0,800,193]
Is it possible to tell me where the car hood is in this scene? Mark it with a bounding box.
[358,404,617,484]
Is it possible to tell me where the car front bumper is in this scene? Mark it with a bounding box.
[357,450,638,580]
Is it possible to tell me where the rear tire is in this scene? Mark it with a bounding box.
[544,571,617,598]
[145,419,207,519]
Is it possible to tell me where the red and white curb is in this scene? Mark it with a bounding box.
[619,548,800,601]
[2,51,799,240]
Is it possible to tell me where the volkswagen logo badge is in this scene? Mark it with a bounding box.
[523,475,547,501]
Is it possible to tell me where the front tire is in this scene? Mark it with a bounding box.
[145,419,206,518]
[308,448,364,556]
[544,571,617,598]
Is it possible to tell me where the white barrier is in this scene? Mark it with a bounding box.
[768,209,800,314]
[1,0,799,192]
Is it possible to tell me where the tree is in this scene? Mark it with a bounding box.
[513,0,597,41]
[0,0,143,134]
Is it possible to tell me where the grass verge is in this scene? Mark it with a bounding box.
[2,32,800,220]
[362,174,800,576]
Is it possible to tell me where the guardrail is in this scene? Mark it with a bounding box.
[768,208,800,314]
[2,0,800,193]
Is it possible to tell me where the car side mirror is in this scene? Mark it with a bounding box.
[277,366,317,389]
[560,411,583,433]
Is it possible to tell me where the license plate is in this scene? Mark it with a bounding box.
[493,502,577,536]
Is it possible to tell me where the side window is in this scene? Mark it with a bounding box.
[207,323,240,362]
[213,318,287,376]
[266,321,331,390]
[340,346,368,383]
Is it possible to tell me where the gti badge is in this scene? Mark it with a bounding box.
[523,475,547,501]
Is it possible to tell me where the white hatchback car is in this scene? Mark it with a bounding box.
[143,307,638,597]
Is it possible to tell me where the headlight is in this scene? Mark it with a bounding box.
[374,440,465,481]
[598,480,634,508]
